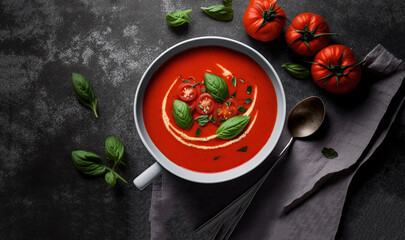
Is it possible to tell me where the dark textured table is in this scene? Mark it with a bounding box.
[1,0,404,239]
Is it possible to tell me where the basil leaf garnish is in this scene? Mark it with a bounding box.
[322,148,338,159]
[231,76,237,87]
[105,171,116,187]
[245,98,252,104]
[230,91,236,98]
[216,115,250,139]
[172,100,193,129]
[182,79,192,83]
[238,106,247,113]
[214,156,220,160]
[204,73,228,102]
[282,63,310,79]
[247,85,252,94]
[72,150,106,176]
[166,9,192,27]
[237,146,247,152]
[202,0,233,21]
[72,72,98,118]
[105,136,124,166]
[238,78,245,83]
[195,115,210,127]
[196,128,202,137]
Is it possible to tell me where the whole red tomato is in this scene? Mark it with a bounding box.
[243,0,287,42]
[311,45,363,94]
[285,13,336,56]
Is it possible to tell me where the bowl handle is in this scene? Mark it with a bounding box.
[133,162,163,190]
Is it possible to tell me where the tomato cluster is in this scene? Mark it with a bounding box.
[243,0,363,94]
[176,78,238,125]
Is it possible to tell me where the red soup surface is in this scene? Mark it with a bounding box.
[143,46,277,173]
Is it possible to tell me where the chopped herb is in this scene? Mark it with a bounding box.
[225,101,231,107]
[201,87,206,93]
[322,148,338,159]
[230,91,236,98]
[199,105,204,110]
[247,85,252,94]
[238,106,247,113]
[182,79,192,83]
[196,128,202,137]
[237,146,247,152]
[231,76,237,87]
[191,82,200,88]
[239,78,245,83]
[210,115,216,123]
[245,98,252,104]
[195,115,210,127]
[217,108,221,113]
[206,106,210,110]
[214,156,220,160]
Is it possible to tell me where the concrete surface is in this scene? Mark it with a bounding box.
[0,0,404,239]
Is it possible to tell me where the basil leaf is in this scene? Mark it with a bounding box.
[172,100,193,129]
[282,63,310,79]
[72,72,98,118]
[238,106,247,113]
[237,146,247,152]
[204,73,228,102]
[214,156,220,160]
[182,79,192,83]
[195,115,210,127]
[238,78,245,83]
[231,76,237,87]
[230,91,236,98]
[165,9,192,27]
[246,85,252,94]
[196,128,202,137]
[216,115,250,139]
[105,136,124,164]
[322,148,338,159]
[202,0,233,21]
[105,171,116,187]
[72,150,106,176]
[245,98,252,104]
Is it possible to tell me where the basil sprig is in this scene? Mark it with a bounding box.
[216,115,250,139]
[195,115,210,127]
[202,0,233,21]
[166,9,192,27]
[72,72,98,118]
[72,136,128,187]
[282,63,310,79]
[204,73,228,102]
[172,100,193,129]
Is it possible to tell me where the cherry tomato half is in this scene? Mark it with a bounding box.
[196,93,215,115]
[214,98,238,125]
[187,100,196,114]
[177,83,199,102]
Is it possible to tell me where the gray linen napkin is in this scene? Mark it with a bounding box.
[149,45,405,240]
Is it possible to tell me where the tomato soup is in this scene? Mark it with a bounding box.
[143,46,277,173]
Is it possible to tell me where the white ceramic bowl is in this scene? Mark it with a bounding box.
[133,36,286,190]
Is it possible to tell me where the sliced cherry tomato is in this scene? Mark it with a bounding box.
[187,100,196,113]
[196,93,215,115]
[214,98,238,125]
[177,83,199,102]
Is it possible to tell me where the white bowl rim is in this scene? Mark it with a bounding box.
[133,36,286,184]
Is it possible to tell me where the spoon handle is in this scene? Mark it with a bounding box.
[194,136,295,239]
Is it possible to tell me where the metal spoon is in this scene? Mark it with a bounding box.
[194,96,326,240]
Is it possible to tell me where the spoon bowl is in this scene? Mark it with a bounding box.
[288,96,325,138]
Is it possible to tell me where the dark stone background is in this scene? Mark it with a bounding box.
[0,0,404,239]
